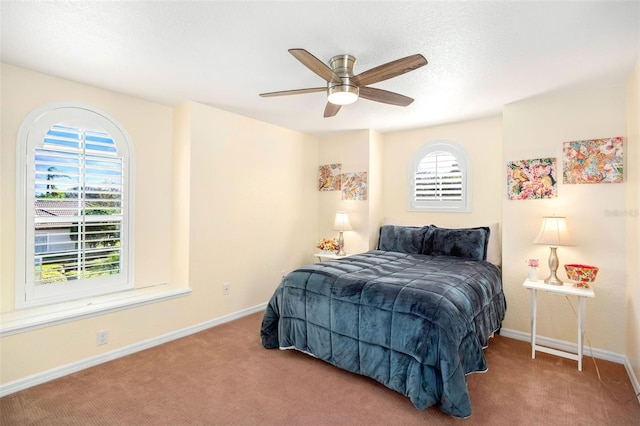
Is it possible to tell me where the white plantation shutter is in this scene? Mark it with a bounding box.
[409,141,470,212]
[17,103,134,308]
[414,152,462,201]
[34,125,123,283]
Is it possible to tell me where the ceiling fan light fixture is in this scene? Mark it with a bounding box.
[328,84,359,105]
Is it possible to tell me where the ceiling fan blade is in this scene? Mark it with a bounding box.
[359,87,414,106]
[289,48,342,83]
[324,102,341,118]
[351,54,427,87]
[260,87,326,97]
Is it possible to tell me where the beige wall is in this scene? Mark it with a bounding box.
[185,101,319,314]
[171,102,192,288]
[317,131,372,256]
[0,65,319,385]
[625,60,640,387]
[502,85,628,353]
[381,116,503,230]
[368,130,385,248]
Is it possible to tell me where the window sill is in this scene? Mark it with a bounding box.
[0,284,191,337]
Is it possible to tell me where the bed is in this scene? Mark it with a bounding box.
[260,224,506,418]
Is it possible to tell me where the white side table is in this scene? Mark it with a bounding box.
[523,279,595,371]
[315,252,353,262]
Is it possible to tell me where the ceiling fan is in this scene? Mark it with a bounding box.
[260,48,428,118]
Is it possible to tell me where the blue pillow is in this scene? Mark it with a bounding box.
[425,226,490,261]
[378,225,432,254]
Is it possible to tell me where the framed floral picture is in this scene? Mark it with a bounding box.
[318,163,341,191]
[562,137,623,184]
[507,158,557,200]
[341,172,367,201]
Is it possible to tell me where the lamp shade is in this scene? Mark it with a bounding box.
[332,211,353,231]
[533,216,574,246]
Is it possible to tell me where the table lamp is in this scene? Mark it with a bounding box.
[533,216,574,285]
[332,211,352,256]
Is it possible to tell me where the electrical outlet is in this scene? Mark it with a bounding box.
[97,330,109,346]
[223,283,230,295]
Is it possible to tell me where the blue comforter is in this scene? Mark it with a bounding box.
[260,250,506,418]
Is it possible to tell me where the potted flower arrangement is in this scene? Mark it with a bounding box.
[317,238,340,254]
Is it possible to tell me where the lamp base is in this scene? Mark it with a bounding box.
[336,231,346,256]
[544,246,563,285]
[544,276,564,286]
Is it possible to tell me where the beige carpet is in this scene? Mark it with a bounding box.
[2,312,639,425]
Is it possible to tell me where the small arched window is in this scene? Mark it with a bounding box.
[408,140,471,212]
[16,102,134,309]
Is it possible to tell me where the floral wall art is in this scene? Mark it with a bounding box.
[342,172,368,201]
[562,137,623,184]
[318,163,341,191]
[507,158,557,200]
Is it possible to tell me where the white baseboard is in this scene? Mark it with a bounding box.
[0,303,267,398]
[623,356,640,404]
[500,327,640,401]
[499,327,625,364]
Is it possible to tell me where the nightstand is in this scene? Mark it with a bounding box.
[523,279,595,371]
[315,252,353,262]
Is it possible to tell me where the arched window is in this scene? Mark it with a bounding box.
[16,103,134,309]
[408,140,471,212]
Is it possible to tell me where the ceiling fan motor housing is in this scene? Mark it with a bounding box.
[328,54,359,105]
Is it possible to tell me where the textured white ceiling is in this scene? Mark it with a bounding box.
[1,1,639,135]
